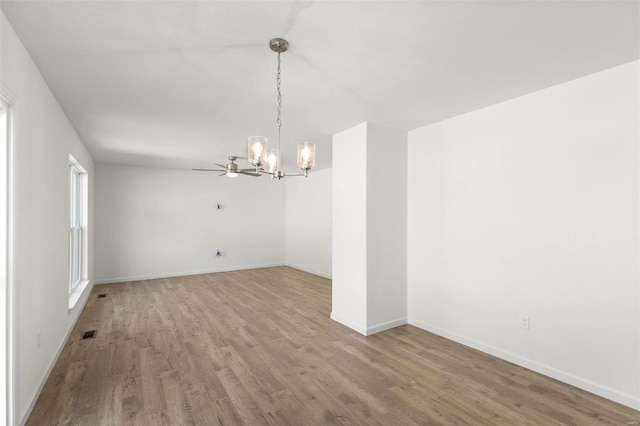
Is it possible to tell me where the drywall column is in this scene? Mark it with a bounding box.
[332,122,407,335]
[332,123,368,333]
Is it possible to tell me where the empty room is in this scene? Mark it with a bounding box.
[0,1,639,425]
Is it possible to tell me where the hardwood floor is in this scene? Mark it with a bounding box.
[27,267,638,425]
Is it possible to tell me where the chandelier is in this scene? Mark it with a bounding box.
[246,38,316,179]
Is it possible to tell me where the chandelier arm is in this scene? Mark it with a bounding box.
[272,170,308,178]
[257,168,273,175]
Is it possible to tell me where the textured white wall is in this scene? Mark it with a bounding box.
[407,61,640,409]
[95,164,285,283]
[1,13,96,423]
[285,168,332,278]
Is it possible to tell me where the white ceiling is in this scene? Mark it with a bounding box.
[2,1,638,170]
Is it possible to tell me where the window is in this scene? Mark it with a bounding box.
[68,155,87,294]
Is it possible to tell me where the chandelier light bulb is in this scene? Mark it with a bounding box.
[248,136,267,166]
[297,142,315,170]
[264,148,278,173]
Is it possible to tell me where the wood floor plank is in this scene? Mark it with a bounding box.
[26,266,640,425]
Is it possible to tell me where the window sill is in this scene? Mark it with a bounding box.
[69,279,91,311]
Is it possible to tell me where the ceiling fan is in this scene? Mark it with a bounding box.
[193,156,261,178]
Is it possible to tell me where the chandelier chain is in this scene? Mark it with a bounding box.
[276,51,282,158]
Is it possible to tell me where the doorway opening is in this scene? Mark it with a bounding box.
[1,96,15,425]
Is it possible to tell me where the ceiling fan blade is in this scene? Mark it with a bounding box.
[239,168,258,172]
[193,168,226,172]
[219,172,227,177]
[238,171,262,177]
[215,163,228,168]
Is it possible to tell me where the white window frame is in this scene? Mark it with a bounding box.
[68,155,88,308]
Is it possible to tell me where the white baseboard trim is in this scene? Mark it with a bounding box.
[20,280,95,425]
[330,312,367,336]
[284,264,332,279]
[94,263,285,285]
[409,319,640,411]
[330,314,407,336]
[367,317,407,335]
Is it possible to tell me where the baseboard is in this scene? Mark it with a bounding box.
[409,319,640,411]
[94,263,285,284]
[330,312,368,336]
[330,314,407,336]
[20,280,95,425]
[284,264,332,279]
[367,317,407,335]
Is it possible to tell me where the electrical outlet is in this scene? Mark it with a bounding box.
[519,315,530,330]
[37,331,41,349]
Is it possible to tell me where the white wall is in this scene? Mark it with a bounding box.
[332,123,368,333]
[407,60,640,409]
[95,163,285,283]
[285,167,332,278]
[366,124,407,331]
[1,12,96,424]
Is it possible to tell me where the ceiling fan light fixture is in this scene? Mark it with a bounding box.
[226,171,238,178]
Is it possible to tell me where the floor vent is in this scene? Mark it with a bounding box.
[82,330,96,340]
[97,293,106,298]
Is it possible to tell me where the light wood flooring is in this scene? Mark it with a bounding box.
[27,267,639,425]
